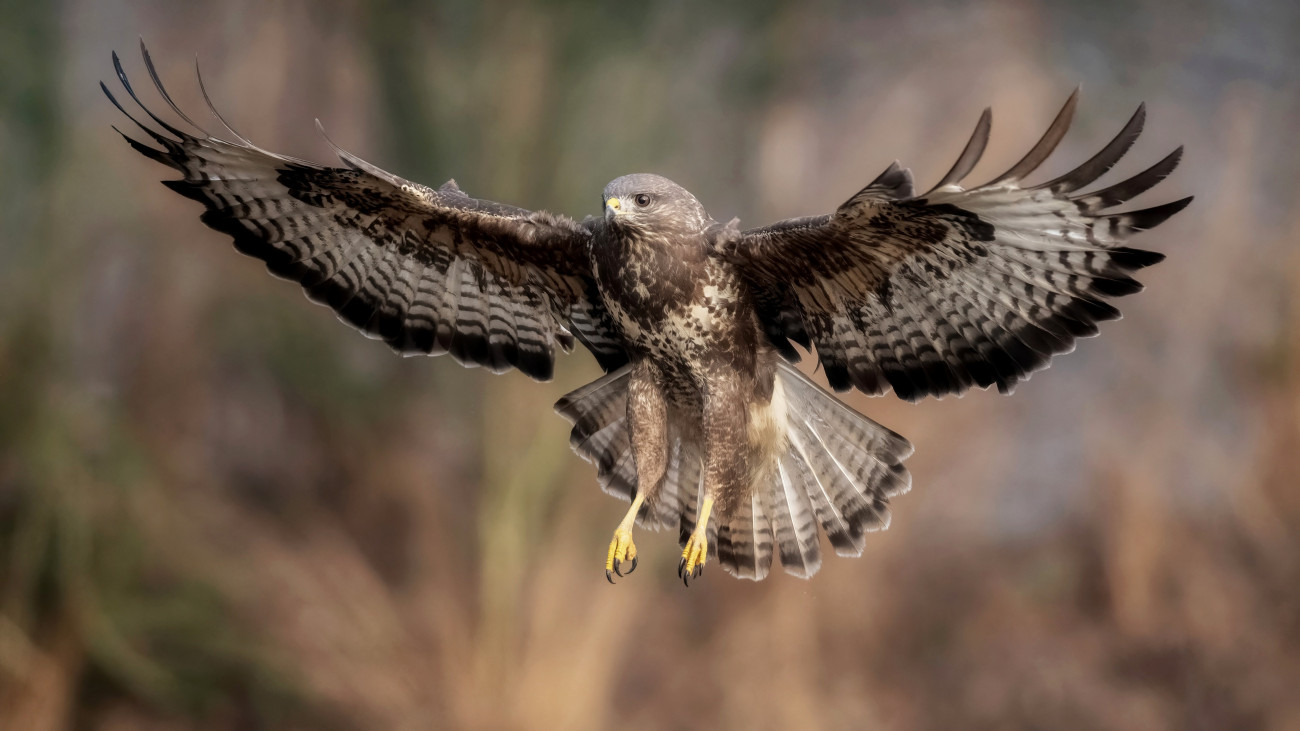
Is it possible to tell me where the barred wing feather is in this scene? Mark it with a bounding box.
[104,43,628,380]
[731,89,1191,401]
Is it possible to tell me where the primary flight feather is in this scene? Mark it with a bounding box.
[106,43,1189,584]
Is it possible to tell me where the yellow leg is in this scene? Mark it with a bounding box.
[678,496,715,586]
[605,492,645,583]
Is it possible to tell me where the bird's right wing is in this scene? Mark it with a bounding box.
[105,43,628,379]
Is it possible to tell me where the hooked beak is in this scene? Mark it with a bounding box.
[604,196,622,220]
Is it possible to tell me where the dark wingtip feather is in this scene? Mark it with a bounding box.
[140,38,209,136]
[1118,196,1194,233]
[112,47,187,139]
[100,79,139,127]
[1089,274,1145,297]
[926,107,992,194]
[101,77,176,152]
[1072,296,1123,322]
[1038,102,1145,194]
[1110,247,1166,269]
[985,87,1080,186]
[1073,146,1184,213]
[194,57,254,146]
[316,119,404,185]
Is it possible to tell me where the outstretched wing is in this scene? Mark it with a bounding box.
[104,43,628,380]
[727,90,1190,401]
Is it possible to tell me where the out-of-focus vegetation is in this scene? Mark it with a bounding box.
[1,0,1297,729]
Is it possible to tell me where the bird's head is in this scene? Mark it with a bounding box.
[602,173,710,235]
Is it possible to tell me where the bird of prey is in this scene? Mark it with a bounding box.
[104,43,1190,585]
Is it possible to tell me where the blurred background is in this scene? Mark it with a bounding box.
[2,0,1298,729]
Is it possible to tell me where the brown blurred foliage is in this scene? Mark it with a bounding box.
[2,1,1298,729]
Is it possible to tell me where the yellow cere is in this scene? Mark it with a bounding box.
[606,197,621,211]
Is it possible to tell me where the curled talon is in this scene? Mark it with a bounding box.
[681,562,703,587]
[605,493,644,584]
[678,497,713,585]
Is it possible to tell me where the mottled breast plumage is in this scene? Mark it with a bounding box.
[591,174,763,399]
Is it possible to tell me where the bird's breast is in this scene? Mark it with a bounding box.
[591,230,756,373]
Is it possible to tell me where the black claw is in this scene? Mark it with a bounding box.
[625,556,638,575]
[679,555,704,587]
[606,569,616,585]
[613,558,624,578]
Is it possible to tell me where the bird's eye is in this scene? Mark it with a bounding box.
[634,193,652,208]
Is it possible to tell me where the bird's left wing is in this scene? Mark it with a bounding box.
[104,44,628,380]
[725,90,1191,401]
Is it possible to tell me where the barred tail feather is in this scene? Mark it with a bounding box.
[555,367,703,532]
[768,456,823,578]
[716,491,775,580]
[555,366,637,501]
[742,362,912,579]
[713,363,911,580]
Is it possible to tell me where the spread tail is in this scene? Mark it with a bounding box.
[554,361,913,580]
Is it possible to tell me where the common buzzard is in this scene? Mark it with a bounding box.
[104,44,1190,584]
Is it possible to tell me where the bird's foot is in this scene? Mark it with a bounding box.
[605,492,645,584]
[677,496,715,587]
[605,527,639,583]
[678,534,708,586]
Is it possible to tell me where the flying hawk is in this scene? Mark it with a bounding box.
[104,44,1190,585]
